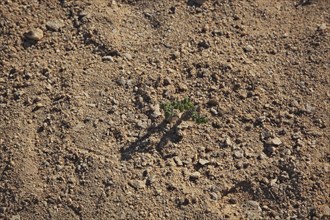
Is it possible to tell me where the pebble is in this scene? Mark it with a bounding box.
[304,104,314,113]
[129,180,145,190]
[210,192,218,200]
[235,161,243,169]
[318,23,327,31]
[151,104,162,118]
[123,53,133,60]
[25,28,44,41]
[258,152,267,160]
[178,83,188,91]
[46,19,65,31]
[166,159,176,167]
[182,158,192,165]
[117,77,126,86]
[171,51,180,59]
[34,102,45,111]
[102,56,114,62]
[68,177,76,184]
[190,171,201,180]
[270,178,277,186]
[223,136,233,147]
[244,45,254,52]
[233,151,244,159]
[56,165,63,171]
[246,200,262,211]
[265,137,282,146]
[79,10,91,18]
[174,156,183,166]
[210,108,218,115]
[198,159,210,166]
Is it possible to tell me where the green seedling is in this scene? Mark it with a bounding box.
[160,98,208,124]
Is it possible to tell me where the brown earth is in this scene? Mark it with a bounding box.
[0,0,329,219]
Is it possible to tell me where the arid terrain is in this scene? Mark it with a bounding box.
[0,0,329,219]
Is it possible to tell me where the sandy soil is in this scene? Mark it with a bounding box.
[0,0,329,219]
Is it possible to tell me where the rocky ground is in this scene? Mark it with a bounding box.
[0,0,329,219]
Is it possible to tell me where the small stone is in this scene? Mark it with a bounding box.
[79,10,91,18]
[235,161,243,169]
[210,192,218,200]
[166,159,176,167]
[174,156,183,166]
[265,137,282,146]
[178,83,188,91]
[238,90,248,99]
[270,178,277,186]
[244,45,254,52]
[212,29,223,36]
[33,102,45,111]
[25,28,44,41]
[151,104,162,118]
[8,160,15,167]
[304,104,314,113]
[318,23,327,31]
[261,177,269,185]
[258,152,267,160]
[182,158,192,165]
[123,53,133,60]
[129,180,145,190]
[46,19,65,31]
[171,51,180,59]
[246,200,262,212]
[223,136,233,147]
[117,77,126,86]
[210,108,218,115]
[198,159,210,166]
[68,177,76,184]
[86,103,96,108]
[56,165,63,171]
[177,197,189,206]
[190,171,201,180]
[102,56,114,62]
[233,151,244,159]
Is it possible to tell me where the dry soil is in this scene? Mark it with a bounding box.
[0,0,329,219]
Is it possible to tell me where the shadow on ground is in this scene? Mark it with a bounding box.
[120,114,191,160]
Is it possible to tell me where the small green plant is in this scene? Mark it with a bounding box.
[160,98,208,124]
